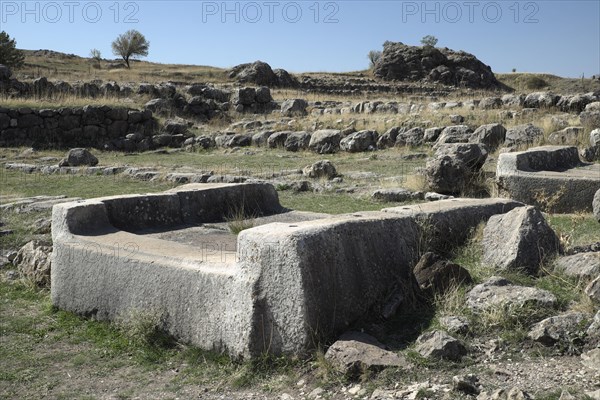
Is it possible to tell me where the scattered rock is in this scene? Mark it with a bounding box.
[586,275,600,303]
[59,148,99,167]
[302,160,337,180]
[435,125,473,145]
[425,192,454,201]
[284,131,311,152]
[32,218,52,234]
[470,123,506,151]
[439,316,470,335]
[547,126,584,145]
[340,130,377,152]
[481,206,561,274]
[453,374,481,395]
[395,127,424,147]
[527,312,587,347]
[504,124,544,148]
[377,127,402,149]
[308,129,341,154]
[554,252,600,280]
[5,270,19,281]
[281,99,308,116]
[581,348,600,371]
[372,189,423,202]
[424,127,443,142]
[13,240,52,287]
[415,330,467,361]
[580,111,600,130]
[324,331,409,378]
[413,252,472,297]
[267,131,290,148]
[425,143,487,195]
[477,387,532,400]
[449,114,465,124]
[466,276,557,311]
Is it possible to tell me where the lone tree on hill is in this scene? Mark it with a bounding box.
[0,31,25,68]
[367,50,382,68]
[420,35,438,47]
[111,30,149,69]
[89,48,102,68]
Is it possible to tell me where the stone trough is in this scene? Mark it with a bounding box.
[497,146,600,213]
[51,183,521,358]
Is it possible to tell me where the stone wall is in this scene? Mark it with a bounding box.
[0,105,157,151]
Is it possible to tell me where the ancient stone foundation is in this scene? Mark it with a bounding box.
[51,183,522,358]
[0,106,156,150]
[497,146,600,213]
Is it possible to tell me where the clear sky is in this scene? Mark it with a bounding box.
[1,0,599,77]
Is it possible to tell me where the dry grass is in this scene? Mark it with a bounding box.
[17,52,229,85]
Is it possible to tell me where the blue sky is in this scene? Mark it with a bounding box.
[1,1,599,77]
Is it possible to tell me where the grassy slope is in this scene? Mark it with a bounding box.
[15,50,600,95]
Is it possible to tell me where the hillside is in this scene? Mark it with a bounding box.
[12,49,600,95]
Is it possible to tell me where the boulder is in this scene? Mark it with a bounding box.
[372,189,423,202]
[255,86,273,104]
[228,61,278,86]
[466,276,557,311]
[251,131,273,147]
[504,124,544,147]
[273,68,298,87]
[527,312,587,346]
[580,111,600,130]
[284,131,311,152]
[340,130,377,152]
[144,98,172,114]
[415,330,467,361]
[377,127,402,149]
[395,127,424,147]
[302,160,337,180]
[523,92,559,108]
[13,240,52,287]
[547,127,584,145]
[425,143,488,195]
[470,123,506,151]
[281,99,308,116]
[163,117,189,135]
[479,97,502,109]
[413,252,472,296]
[502,94,525,107]
[231,87,256,106]
[424,127,443,142]
[482,206,560,274]
[373,41,502,89]
[324,332,409,378]
[308,129,341,154]
[554,252,600,280]
[59,148,99,167]
[267,131,290,148]
[435,125,473,146]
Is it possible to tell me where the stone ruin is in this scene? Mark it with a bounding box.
[51,182,522,358]
[497,146,600,213]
